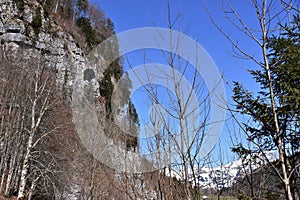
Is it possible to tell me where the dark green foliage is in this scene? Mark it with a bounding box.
[99,68,139,150]
[14,0,25,12]
[99,66,140,150]
[32,7,43,36]
[231,143,252,157]
[117,71,131,105]
[76,0,89,17]
[266,16,300,152]
[63,68,69,92]
[65,5,73,19]
[236,193,252,200]
[267,16,300,113]
[232,15,300,152]
[232,15,300,199]
[43,0,53,18]
[126,132,138,150]
[24,23,30,37]
[76,17,99,47]
[99,59,123,113]
[232,81,276,150]
[126,101,139,149]
[128,101,139,126]
[99,71,114,113]
[106,60,123,80]
[106,18,115,34]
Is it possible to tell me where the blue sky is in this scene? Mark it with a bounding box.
[95,0,261,86]
[92,0,292,164]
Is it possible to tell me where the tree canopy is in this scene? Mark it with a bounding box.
[232,15,300,199]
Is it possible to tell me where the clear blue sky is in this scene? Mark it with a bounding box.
[95,0,261,86]
[92,0,289,164]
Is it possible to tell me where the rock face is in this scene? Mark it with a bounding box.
[0,0,104,97]
[0,1,161,200]
[0,1,105,199]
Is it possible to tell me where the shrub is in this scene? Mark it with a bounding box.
[14,0,25,12]
[32,7,42,36]
[76,17,99,47]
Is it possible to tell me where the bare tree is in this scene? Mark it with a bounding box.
[208,1,300,199]
[0,44,69,199]
[119,3,225,199]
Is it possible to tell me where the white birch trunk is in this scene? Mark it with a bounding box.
[28,176,39,200]
[14,165,22,194]
[0,158,8,192]
[17,132,34,200]
[4,143,19,196]
[17,138,33,198]
[260,2,293,198]
[4,157,14,196]
[0,105,13,191]
[54,0,60,14]
[18,68,50,199]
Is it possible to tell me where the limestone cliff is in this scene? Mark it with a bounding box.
[0,0,103,96]
[0,1,104,199]
[0,1,157,199]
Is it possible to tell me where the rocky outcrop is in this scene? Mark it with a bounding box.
[0,1,157,199]
[0,0,104,97]
[0,1,105,199]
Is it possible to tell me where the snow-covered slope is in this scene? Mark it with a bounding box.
[165,151,278,190]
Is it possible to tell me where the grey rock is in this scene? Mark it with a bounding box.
[0,21,5,34]
[84,69,96,82]
[1,32,27,43]
[4,20,22,33]
[23,5,33,23]
[0,13,8,23]
[0,0,104,98]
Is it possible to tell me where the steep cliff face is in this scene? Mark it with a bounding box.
[0,0,102,94]
[0,1,157,199]
[0,1,104,199]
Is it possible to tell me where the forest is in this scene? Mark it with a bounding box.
[0,0,299,199]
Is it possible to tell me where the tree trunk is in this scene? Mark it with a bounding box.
[4,154,15,196]
[28,176,39,200]
[260,1,293,199]
[17,132,34,200]
[0,157,8,192]
[54,0,60,14]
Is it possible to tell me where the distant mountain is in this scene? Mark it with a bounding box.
[166,151,279,190]
[165,151,300,199]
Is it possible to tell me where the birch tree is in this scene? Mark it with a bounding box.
[0,46,64,199]
[208,1,300,199]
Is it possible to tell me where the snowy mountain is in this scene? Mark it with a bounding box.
[165,151,279,190]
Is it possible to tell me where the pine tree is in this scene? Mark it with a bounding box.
[232,15,300,199]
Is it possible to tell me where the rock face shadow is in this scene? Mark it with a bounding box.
[83,68,96,82]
